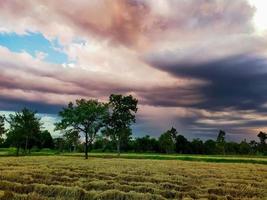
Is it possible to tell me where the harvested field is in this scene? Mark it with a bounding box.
[0,156,266,200]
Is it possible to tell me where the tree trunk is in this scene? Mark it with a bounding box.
[117,139,120,156]
[85,132,88,159]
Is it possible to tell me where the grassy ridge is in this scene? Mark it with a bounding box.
[88,154,267,165]
[1,148,267,165]
[70,153,267,165]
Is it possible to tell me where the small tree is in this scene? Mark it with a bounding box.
[6,108,42,155]
[239,140,250,155]
[257,131,267,154]
[104,94,138,156]
[204,139,217,155]
[0,115,5,144]
[257,131,267,145]
[39,130,54,149]
[216,130,226,155]
[175,135,191,154]
[249,140,258,154]
[191,138,205,154]
[158,128,177,153]
[55,99,108,159]
[63,130,80,152]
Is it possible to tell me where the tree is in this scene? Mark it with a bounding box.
[204,139,217,154]
[216,130,226,154]
[239,140,250,155]
[191,138,205,154]
[175,135,190,154]
[63,130,80,152]
[158,129,176,153]
[257,131,267,145]
[39,130,54,149]
[104,94,138,156]
[55,99,108,159]
[53,137,65,152]
[249,140,258,154]
[6,108,42,155]
[134,135,159,152]
[257,131,267,154]
[0,115,5,144]
[225,142,239,154]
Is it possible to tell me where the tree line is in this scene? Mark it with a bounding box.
[0,94,138,159]
[0,94,266,158]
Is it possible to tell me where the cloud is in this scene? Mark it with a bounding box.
[0,45,186,111]
[0,0,266,140]
[0,0,256,47]
[148,54,267,110]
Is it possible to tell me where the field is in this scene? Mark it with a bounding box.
[0,156,266,200]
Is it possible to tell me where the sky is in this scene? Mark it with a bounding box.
[0,0,267,141]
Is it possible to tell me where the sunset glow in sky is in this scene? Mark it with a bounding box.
[0,0,267,140]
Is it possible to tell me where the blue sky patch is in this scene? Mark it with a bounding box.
[0,32,68,64]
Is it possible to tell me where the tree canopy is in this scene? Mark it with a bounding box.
[104,94,138,155]
[6,108,42,155]
[55,99,108,159]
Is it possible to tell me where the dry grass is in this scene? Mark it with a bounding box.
[0,156,266,200]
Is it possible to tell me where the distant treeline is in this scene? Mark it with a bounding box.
[0,94,266,157]
[53,128,267,156]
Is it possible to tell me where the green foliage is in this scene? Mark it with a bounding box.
[0,115,5,145]
[5,108,42,155]
[204,140,217,154]
[53,137,66,153]
[238,140,251,154]
[39,130,54,149]
[175,135,190,154]
[191,138,205,154]
[63,130,80,152]
[104,94,138,155]
[216,130,226,143]
[257,131,267,154]
[55,99,109,159]
[1,95,267,157]
[134,135,159,152]
[257,131,267,144]
[216,130,226,154]
[158,128,176,153]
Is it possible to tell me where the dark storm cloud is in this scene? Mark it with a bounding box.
[148,54,267,111]
[0,98,62,114]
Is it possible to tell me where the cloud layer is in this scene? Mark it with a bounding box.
[0,0,267,140]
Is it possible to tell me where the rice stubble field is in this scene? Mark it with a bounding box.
[0,156,266,200]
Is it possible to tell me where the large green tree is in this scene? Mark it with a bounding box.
[104,94,138,156]
[6,108,42,155]
[0,115,5,144]
[55,99,108,159]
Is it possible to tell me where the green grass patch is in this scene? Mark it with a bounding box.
[63,152,267,165]
[1,148,266,165]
